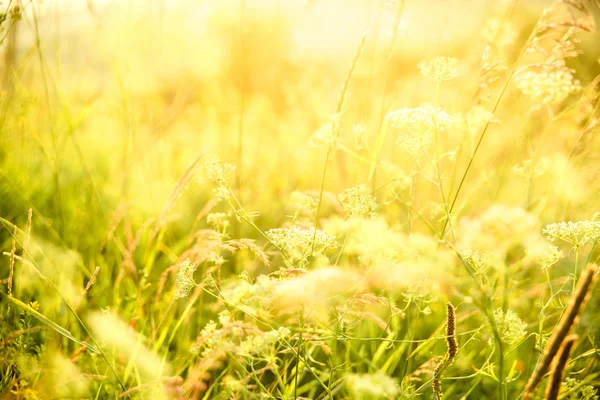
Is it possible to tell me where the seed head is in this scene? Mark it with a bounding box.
[446,302,458,359]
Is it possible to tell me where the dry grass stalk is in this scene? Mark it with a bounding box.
[543,334,577,400]
[84,266,101,294]
[522,263,598,398]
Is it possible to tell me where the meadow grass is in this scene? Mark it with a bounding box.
[1,0,600,399]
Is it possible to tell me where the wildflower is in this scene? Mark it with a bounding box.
[201,154,236,184]
[196,321,220,349]
[515,64,581,106]
[338,185,378,218]
[345,371,399,399]
[272,266,365,315]
[543,216,600,247]
[239,327,290,358]
[461,249,493,275]
[213,186,231,201]
[563,378,599,400]
[223,377,243,394]
[493,308,527,345]
[530,244,563,269]
[456,205,541,259]
[462,106,497,135]
[221,274,277,310]
[290,191,319,216]
[387,104,454,159]
[218,310,232,325]
[267,226,337,265]
[512,157,550,179]
[207,212,230,230]
[418,56,459,83]
[174,259,197,300]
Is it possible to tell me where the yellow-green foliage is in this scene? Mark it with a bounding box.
[1,1,600,399]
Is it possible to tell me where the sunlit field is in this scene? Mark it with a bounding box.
[1,0,600,399]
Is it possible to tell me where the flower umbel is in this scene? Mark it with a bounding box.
[267,226,337,266]
[174,259,197,300]
[543,216,600,247]
[515,64,581,107]
[345,371,399,399]
[512,157,550,179]
[531,244,563,269]
[493,308,527,345]
[201,154,236,184]
[338,185,378,219]
[418,56,459,83]
[207,212,231,230]
[387,104,454,159]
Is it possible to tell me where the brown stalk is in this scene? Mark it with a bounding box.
[544,334,577,400]
[522,263,598,398]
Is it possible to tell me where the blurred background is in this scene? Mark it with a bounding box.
[0,0,599,273]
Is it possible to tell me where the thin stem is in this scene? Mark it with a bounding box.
[433,81,456,243]
[441,13,542,238]
[311,33,368,256]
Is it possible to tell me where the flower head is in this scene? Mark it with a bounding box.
[529,244,563,269]
[462,105,498,136]
[338,185,378,219]
[345,371,399,399]
[267,226,337,266]
[207,212,231,230]
[461,249,494,275]
[543,217,600,247]
[512,157,550,179]
[515,64,581,106]
[387,104,454,159]
[201,154,236,184]
[493,308,527,345]
[563,378,599,400]
[174,259,197,300]
[418,56,459,83]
